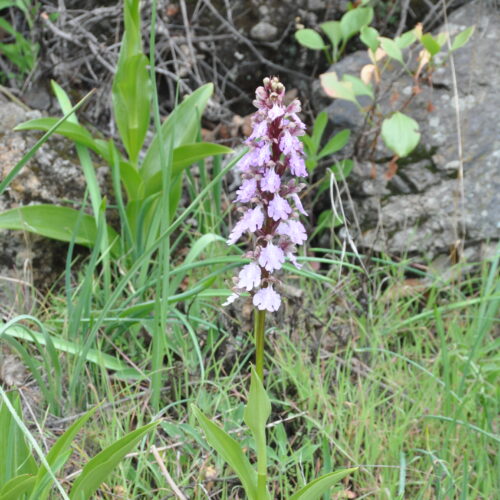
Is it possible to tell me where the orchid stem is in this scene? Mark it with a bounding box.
[254,309,266,384]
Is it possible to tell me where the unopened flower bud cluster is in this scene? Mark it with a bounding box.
[224,76,308,312]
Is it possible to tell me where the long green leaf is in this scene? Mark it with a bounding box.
[140,84,213,181]
[289,468,358,500]
[0,205,121,258]
[29,407,98,499]
[0,474,36,499]
[1,322,140,379]
[69,421,158,500]
[192,406,258,500]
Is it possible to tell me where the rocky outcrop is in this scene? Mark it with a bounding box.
[316,1,499,259]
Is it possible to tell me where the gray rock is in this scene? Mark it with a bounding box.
[324,1,500,258]
[0,97,104,313]
[250,21,279,41]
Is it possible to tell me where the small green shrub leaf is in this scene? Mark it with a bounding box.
[379,37,404,64]
[340,7,373,41]
[320,72,357,104]
[318,129,350,159]
[295,29,326,50]
[360,26,379,51]
[290,468,358,500]
[395,30,416,49]
[69,421,158,500]
[342,74,374,98]
[192,405,258,500]
[320,21,342,49]
[381,112,420,158]
[421,33,441,56]
[451,26,475,51]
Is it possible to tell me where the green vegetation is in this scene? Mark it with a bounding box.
[0,0,497,498]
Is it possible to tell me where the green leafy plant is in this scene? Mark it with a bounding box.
[2,0,231,270]
[295,4,373,63]
[0,390,158,499]
[320,22,475,170]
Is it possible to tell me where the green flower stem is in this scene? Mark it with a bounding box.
[254,309,266,383]
[253,308,269,498]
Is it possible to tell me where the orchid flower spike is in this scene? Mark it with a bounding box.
[224,76,308,312]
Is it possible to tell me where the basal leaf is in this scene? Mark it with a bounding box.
[140,84,213,181]
[112,53,151,165]
[69,421,158,500]
[0,205,121,258]
[192,405,258,500]
[0,474,36,499]
[381,112,420,158]
[143,142,231,196]
[311,111,328,151]
[289,468,358,500]
[295,29,326,50]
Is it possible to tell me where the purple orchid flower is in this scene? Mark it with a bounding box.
[224,76,308,312]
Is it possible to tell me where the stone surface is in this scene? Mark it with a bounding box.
[317,0,500,259]
[250,21,279,41]
[0,97,103,314]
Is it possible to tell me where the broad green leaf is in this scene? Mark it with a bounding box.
[340,7,373,41]
[192,406,258,500]
[396,30,416,49]
[143,143,231,196]
[243,369,271,499]
[140,83,213,181]
[14,119,110,162]
[301,135,315,157]
[289,468,358,500]
[0,474,36,499]
[30,408,98,499]
[342,74,374,98]
[1,322,140,380]
[318,129,350,159]
[112,53,151,165]
[379,37,404,64]
[0,392,37,485]
[320,21,342,50]
[69,421,158,500]
[320,72,357,104]
[119,158,144,201]
[0,205,121,258]
[421,33,441,56]
[451,26,475,51]
[311,111,328,150]
[360,26,379,51]
[381,112,420,158]
[295,29,326,50]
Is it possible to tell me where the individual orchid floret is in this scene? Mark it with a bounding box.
[224,76,309,312]
[258,243,285,272]
[253,286,281,312]
[268,194,292,221]
[237,262,261,291]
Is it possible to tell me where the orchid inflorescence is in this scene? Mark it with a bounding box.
[224,76,308,312]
